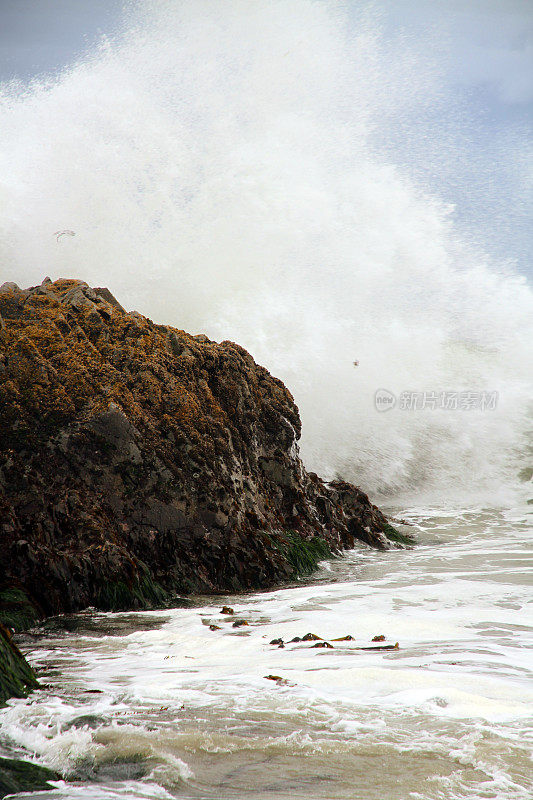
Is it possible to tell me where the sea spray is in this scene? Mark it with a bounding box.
[0,0,531,501]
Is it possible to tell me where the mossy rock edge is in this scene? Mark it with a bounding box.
[382,522,416,546]
[0,757,59,799]
[0,587,41,633]
[95,569,169,612]
[0,626,39,706]
[267,530,335,578]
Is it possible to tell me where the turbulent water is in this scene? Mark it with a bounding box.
[1,1,532,798]
[1,503,531,799]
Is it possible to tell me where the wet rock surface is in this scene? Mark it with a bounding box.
[0,756,59,799]
[0,278,398,628]
[0,623,39,705]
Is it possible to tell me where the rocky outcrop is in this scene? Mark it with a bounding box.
[0,277,399,627]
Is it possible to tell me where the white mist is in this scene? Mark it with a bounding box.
[0,0,531,500]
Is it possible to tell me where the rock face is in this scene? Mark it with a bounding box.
[0,278,396,623]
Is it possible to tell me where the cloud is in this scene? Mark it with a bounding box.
[380,0,533,106]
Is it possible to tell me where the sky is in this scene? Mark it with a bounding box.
[0,0,531,279]
[0,0,124,79]
[377,0,532,280]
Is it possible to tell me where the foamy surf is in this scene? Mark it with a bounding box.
[1,505,531,799]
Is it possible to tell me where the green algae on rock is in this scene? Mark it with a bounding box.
[0,624,38,705]
[381,522,417,546]
[264,529,334,578]
[0,278,403,632]
[0,756,59,798]
[0,587,41,633]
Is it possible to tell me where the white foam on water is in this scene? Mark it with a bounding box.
[2,508,530,798]
[16,782,175,800]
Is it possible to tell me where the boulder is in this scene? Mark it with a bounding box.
[0,278,400,629]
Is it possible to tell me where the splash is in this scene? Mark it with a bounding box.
[1,0,531,501]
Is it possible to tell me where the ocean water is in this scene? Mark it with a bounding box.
[1,502,532,799]
[1,1,532,798]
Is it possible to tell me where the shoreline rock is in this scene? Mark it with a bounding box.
[0,756,59,799]
[0,623,38,705]
[0,277,408,698]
